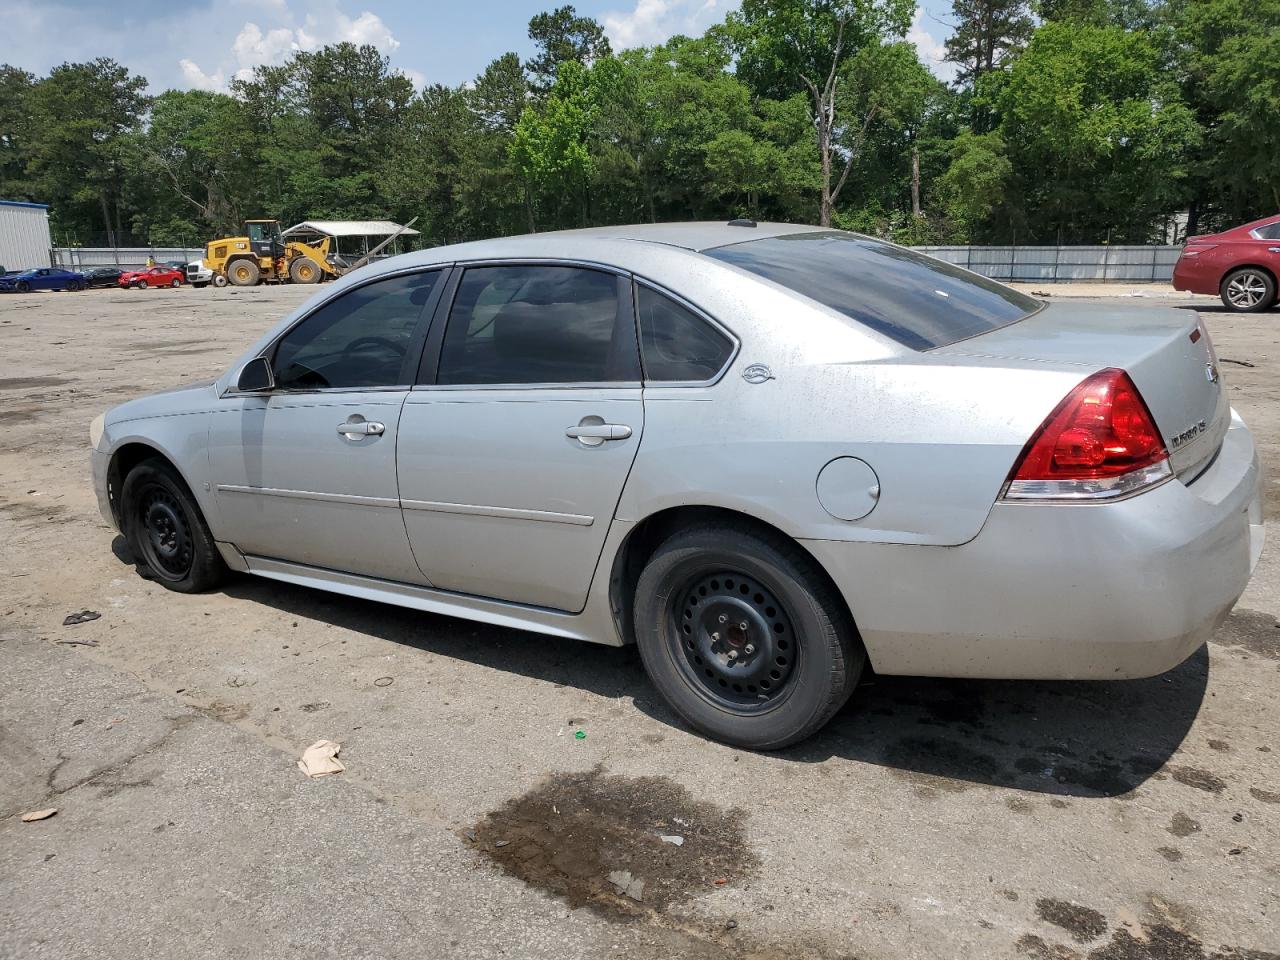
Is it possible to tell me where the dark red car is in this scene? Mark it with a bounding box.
[118,265,184,289]
[1173,214,1280,312]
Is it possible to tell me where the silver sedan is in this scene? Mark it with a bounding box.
[90,222,1265,749]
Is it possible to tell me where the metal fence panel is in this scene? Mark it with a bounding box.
[913,245,1179,282]
[53,247,206,269]
[53,244,1183,282]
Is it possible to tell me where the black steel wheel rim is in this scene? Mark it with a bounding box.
[669,569,799,714]
[136,484,193,581]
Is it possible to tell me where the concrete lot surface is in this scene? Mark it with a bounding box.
[1,282,1277,960]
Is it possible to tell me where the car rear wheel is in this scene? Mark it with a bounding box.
[228,259,260,286]
[1220,268,1276,312]
[633,522,863,750]
[121,459,229,593]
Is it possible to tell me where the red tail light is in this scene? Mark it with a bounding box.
[1004,368,1171,501]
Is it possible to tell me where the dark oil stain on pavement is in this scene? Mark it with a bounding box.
[1168,813,1201,837]
[1019,917,1280,960]
[1169,766,1227,794]
[469,766,756,920]
[1249,786,1280,804]
[1211,609,1280,660]
[1036,899,1109,943]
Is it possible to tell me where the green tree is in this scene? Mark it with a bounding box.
[142,89,256,236]
[945,0,1034,85]
[525,5,611,92]
[728,0,915,224]
[510,60,597,229]
[24,58,148,244]
[996,20,1200,242]
[1173,0,1280,226]
[0,66,35,201]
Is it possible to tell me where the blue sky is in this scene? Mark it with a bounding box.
[0,0,957,92]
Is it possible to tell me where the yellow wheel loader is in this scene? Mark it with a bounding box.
[204,220,337,287]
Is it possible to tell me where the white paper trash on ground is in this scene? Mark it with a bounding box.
[297,740,345,778]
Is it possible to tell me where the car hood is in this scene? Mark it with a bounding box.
[106,379,219,425]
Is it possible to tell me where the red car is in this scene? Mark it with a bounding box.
[119,265,185,289]
[1173,213,1280,312]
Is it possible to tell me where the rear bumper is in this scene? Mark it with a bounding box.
[804,410,1264,679]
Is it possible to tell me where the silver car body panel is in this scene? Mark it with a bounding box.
[92,222,1264,677]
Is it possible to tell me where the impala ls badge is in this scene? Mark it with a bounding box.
[1205,362,1220,384]
[1170,419,1208,449]
[742,363,775,384]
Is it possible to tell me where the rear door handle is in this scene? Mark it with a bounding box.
[566,422,632,445]
[337,420,385,438]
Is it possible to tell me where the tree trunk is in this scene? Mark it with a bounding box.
[911,147,922,217]
[818,122,833,226]
[99,194,115,248]
[1186,198,1199,240]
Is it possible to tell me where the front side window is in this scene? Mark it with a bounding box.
[436,265,637,385]
[272,270,439,390]
[705,231,1040,351]
[636,285,733,382]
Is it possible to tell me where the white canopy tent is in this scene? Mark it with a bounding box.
[281,219,421,265]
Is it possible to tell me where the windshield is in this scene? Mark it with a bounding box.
[705,231,1039,351]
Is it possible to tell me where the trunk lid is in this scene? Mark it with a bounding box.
[935,302,1228,482]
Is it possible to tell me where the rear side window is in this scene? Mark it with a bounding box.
[705,232,1039,351]
[436,265,638,385]
[636,285,733,382]
[272,270,439,390]
[1252,222,1280,240]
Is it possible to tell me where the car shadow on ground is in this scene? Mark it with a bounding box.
[114,538,1208,800]
[223,576,1208,800]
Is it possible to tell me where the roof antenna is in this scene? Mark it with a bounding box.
[727,218,757,228]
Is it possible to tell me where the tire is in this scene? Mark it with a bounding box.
[227,259,260,287]
[289,257,321,284]
[170,278,180,288]
[213,273,229,288]
[138,280,149,290]
[121,458,229,593]
[16,280,29,293]
[1220,268,1276,313]
[633,522,863,750]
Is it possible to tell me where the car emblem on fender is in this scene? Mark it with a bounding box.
[1205,362,1219,384]
[742,363,775,384]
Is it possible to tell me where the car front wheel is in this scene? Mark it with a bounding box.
[1220,268,1276,312]
[633,522,863,750]
[121,458,229,593]
[171,278,180,288]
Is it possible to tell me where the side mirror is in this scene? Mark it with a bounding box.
[236,356,275,392]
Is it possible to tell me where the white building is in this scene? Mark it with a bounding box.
[0,200,52,272]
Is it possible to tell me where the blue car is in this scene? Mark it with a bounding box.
[0,267,87,293]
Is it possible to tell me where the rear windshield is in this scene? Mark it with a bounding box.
[705,232,1039,350]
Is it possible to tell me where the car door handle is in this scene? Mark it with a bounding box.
[565,423,632,441]
[337,420,385,437]
[1269,247,1280,253]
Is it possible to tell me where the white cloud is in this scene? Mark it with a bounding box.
[907,5,957,83]
[180,1,400,92]
[296,8,400,53]
[603,0,737,49]
[179,58,226,92]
